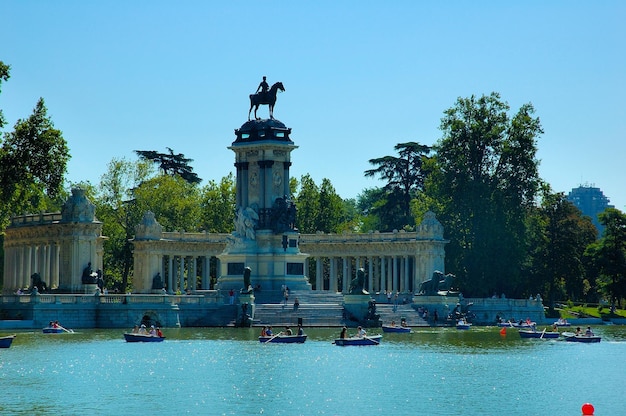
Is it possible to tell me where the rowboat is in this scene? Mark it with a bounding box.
[553,319,571,327]
[258,334,307,343]
[334,335,382,346]
[497,321,535,328]
[123,333,165,342]
[456,320,472,330]
[42,327,65,334]
[518,329,560,339]
[0,334,16,348]
[382,325,411,333]
[561,332,601,343]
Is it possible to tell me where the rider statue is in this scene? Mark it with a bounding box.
[256,76,269,99]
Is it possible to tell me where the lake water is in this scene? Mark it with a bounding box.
[1,326,624,415]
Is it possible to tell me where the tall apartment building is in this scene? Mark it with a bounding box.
[567,184,614,235]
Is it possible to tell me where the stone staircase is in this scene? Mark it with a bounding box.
[374,303,429,327]
[251,290,345,327]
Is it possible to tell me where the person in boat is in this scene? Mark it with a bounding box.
[389,320,396,327]
[131,325,139,334]
[156,327,163,337]
[149,326,157,336]
[281,326,293,336]
[339,327,348,339]
[585,326,594,336]
[138,324,148,335]
[356,326,366,338]
[266,326,273,336]
[575,327,582,335]
[260,326,267,337]
[297,324,304,336]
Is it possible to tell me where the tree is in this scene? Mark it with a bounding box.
[0,98,70,228]
[586,208,626,307]
[364,142,431,230]
[0,61,10,129]
[317,179,345,233]
[135,147,201,184]
[93,158,155,292]
[199,174,236,233]
[428,93,543,297]
[528,191,597,310]
[294,174,320,234]
[133,174,202,232]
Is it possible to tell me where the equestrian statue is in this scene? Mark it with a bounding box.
[248,77,285,120]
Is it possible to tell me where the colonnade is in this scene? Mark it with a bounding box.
[156,254,220,293]
[301,249,444,294]
[4,243,61,290]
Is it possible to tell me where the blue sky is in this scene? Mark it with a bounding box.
[2,1,625,210]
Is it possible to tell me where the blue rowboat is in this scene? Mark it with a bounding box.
[518,330,560,339]
[334,335,382,346]
[258,334,307,343]
[0,335,16,348]
[382,325,411,333]
[561,332,601,343]
[42,327,65,334]
[123,333,165,342]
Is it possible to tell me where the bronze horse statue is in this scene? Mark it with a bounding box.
[248,82,285,120]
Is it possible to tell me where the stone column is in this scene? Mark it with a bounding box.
[283,161,292,200]
[168,256,174,294]
[368,256,374,294]
[403,256,410,292]
[329,257,337,292]
[342,257,348,293]
[392,256,400,293]
[202,256,209,290]
[315,257,322,291]
[178,256,185,293]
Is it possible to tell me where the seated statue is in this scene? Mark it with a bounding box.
[241,267,252,294]
[81,262,97,284]
[418,270,444,296]
[30,273,47,293]
[349,268,369,295]
[438,273,456,293]
[152,272,164,290]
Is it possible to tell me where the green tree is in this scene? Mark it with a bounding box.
[133,174,202,232]
[294,174,320,234]
[528,191,597,310]
[199,174,236,233]
[429,93,543,297]
[0,98,70,228]
[0,61,10,129]
[317,179,345,233]
[364,142,431,230]
[586,208,626,307]
[93,158,155,292]
[135,147,201,184]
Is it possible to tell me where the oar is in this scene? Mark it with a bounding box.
[59,325,74,333]
[264,333,280,344]
[540,328,546,339]
[364,336,379,345]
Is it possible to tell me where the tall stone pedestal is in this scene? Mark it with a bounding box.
[217,118,311,293]
[218,231,311,291]
[343,294,377,327]
[237,293,255,327]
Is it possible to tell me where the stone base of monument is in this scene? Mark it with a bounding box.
[237,293,255,327]
[83,284,98,295]
[343,294,372,325]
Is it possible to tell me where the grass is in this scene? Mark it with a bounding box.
[558,305,626,320]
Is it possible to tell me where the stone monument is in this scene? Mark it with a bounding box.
[217,81,310,292]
